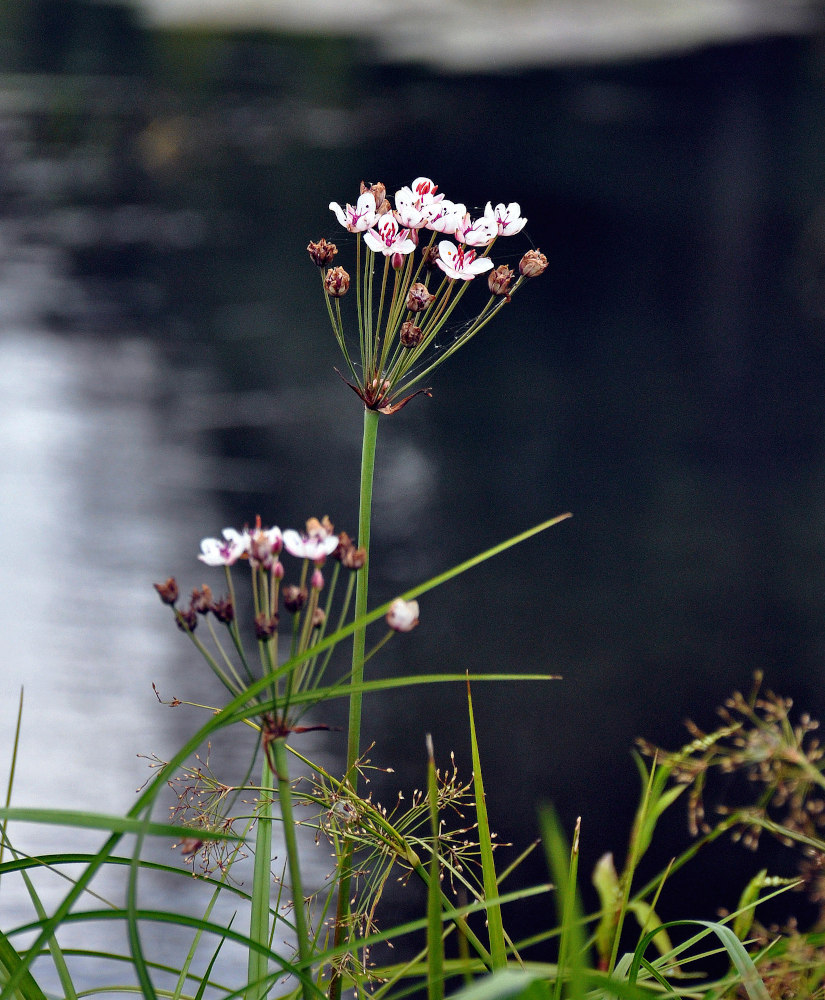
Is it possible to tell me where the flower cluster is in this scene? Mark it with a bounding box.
[154,515,417,731]
[309,178,547,414]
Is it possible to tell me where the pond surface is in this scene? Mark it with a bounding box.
[2,22,825,986]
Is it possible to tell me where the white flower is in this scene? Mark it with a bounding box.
[283,528,339,562]
[394,187,428,229]
[424,199,466,234]
[436,241,494,281]
[248,524,282,569]
[329,192,378,233]
[386,598,419,632]
[484,201,527,237]
[363,215,417,257]
[198,528,249,566]
[454,212,498,247]
[409,177,443,206]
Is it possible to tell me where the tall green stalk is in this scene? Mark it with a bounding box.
[271,737,313,1000]
[331,405,379,1000]
[346,405,380,781]
[247,756,275,1000]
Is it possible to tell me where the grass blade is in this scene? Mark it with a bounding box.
[466,681,506,969]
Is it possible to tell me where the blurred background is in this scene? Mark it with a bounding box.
[3,0,825,987]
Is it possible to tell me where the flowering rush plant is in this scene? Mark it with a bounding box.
[308,177,547,414]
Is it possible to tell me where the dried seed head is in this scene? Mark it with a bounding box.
[190,585,213,615]
[420,245,441,271]
[518,249,548,277]
[254,612,279,639]
[324,265,350,297]
[361,180,389,214]
[154,577,179,605]
[176,606,198,632]
[307,238,338,266]
[406,282,435,312]
[283,585,308,614]
[332,531,367,570]
[400,321,423,348]
[312,608,326,629]
[211,595,235,624]
[488,264,515,297]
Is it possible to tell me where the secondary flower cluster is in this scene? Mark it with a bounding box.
[309,177,547,414]
[154,515,419,723]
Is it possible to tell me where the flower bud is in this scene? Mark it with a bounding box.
[391,251,404,271]
[312,608,326,629]
[307,238,338,266]
[154,577,179,605]
[386,598,419,633]
[406,282,435,312]
[488,264,514,297]
[518,249,548,277]
[311,568,325,591]
[400,321,423,348]
[324,266,350,297]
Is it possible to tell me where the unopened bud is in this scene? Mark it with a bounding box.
[154,577,179,605]
[518,249,548,278]
[307,238,338,266]
[406,282,435,312]
[324,266,350,298]
[488,264,515,297]
[386,598,419,633]
[400,321,423,348]
[391,251,404,271]
[283,585,308,614]
[312,608,326,629]
[311,568,325,591]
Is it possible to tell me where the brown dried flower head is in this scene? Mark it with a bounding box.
[210,595,235,624]
[361,180,390,215]
[324,266,350,298]
[332,530,367,570]
[307,238,338,267]
[488,264,515,298]
[405,282,435,313]
[254,612,279,640]
[190,585,213,615]
[400,321,423,348]
[154,577,179,605]
[519,249,548,278]
[283,585,308,614]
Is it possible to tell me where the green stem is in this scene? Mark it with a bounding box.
[247,754,275,1000]
[271,736,313,1000]
[346,406,380,781]
[330,405,379,1000]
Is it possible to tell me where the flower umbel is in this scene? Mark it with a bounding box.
[312,178,545,414]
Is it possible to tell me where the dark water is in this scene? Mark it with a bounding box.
[2,13,825,980]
